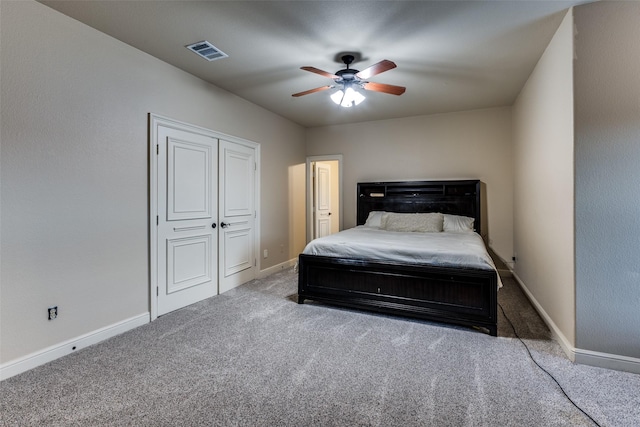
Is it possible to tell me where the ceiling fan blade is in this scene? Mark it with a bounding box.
[292,85,333,97]
[301,66,339,79]
[362,82,406,96]
[356,60,397,80]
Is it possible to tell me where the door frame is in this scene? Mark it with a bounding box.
[149,113,261,321]
[306,154,343,244]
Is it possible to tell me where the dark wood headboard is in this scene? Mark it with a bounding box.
[357,180,482,235]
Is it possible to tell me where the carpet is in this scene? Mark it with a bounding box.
[1,269,638,426]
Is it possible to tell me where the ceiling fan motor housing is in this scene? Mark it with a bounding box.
[335,69,359,81]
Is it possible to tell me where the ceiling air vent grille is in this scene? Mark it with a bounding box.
[186,41,228,62]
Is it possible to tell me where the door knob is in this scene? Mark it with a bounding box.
[212,223,217,229]
[220,221,229,228]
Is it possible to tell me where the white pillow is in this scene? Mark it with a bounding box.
[381,212,444,233]
[364,211,385,228]
[443,214,475,233]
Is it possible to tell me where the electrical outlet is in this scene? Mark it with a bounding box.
[263,249,268,258]
[48,306,58,320]
[280,244,284,254]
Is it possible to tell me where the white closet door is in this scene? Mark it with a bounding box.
[156,125,218,315]
[218,139,256,293]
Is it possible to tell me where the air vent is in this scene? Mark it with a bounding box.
[185,41,228,62]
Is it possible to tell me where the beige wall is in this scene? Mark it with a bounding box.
[288,163,308,259]
[305,107,514,263]
[512,10,575,347]
[0,1,305,364]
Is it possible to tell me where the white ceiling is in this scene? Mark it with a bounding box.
[39,1,589,128]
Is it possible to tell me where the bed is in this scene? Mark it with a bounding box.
[297,180,499,336]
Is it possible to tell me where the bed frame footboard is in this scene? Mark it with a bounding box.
[298,254,498,336]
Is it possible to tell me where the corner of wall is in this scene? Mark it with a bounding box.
[511,7,575,349]
[511,272,575,362]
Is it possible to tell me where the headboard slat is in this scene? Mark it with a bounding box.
[357,180,481,235]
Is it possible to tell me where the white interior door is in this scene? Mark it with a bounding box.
[314,162,332,238]
[156,125,218,315]
[219,139,256,293]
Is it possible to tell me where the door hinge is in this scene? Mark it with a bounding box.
[254,259,257,267]
[156,215,159,225]
[156,287,159,296]
[156,144,159,155]
[254,162,257,171]
[254,211,257,218]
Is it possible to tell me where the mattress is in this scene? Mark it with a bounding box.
[303,226,502,287]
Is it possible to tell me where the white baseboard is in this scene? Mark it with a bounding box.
[0,312,150,381]
[575,348,640,375]
[258,258,297,279]
[511,271,640,374]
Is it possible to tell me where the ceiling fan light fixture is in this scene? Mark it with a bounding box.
[331,86,366,108]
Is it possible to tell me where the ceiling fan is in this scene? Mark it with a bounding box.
[292,54,406,107]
